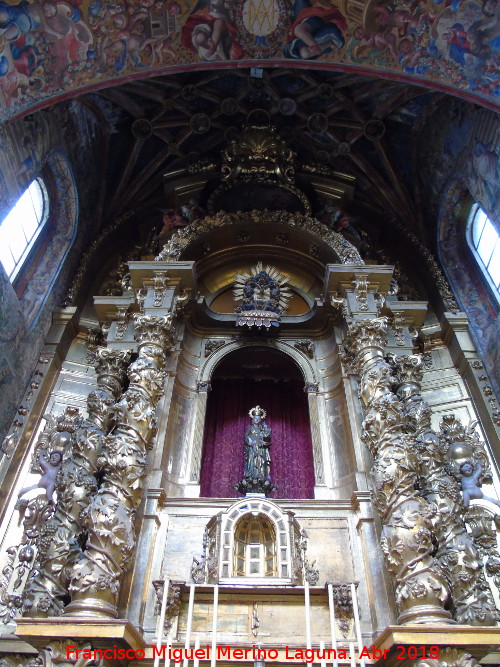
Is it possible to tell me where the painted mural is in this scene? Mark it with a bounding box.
[0,0,498,119]
[439,181,499,400]
[0,102,102,444]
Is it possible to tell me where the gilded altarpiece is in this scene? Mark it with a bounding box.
[0,123,499,667]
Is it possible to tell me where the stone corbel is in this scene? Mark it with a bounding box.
[152,581,184,638]
[326,583,354,638]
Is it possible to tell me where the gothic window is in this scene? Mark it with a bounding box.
[468,204,500,302]
[233,513,277,577]
[0,178,49,281]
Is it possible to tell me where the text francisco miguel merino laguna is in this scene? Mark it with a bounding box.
[66,644,440,662]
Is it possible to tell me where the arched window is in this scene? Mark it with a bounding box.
[0,178,50,281]
[468,204,500,302]
[233,513,277,577]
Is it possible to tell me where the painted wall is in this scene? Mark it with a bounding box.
[417,104,499,398]
[0,101,104,443]
[0,0,498,121]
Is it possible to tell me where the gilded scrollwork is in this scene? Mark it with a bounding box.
[391,312,406,346]
[294,340,314,359]
[0,495,54,624]
[1,356,50,459]
[156,210,362,265]
[352,275,369,311]
[27,640,96,667]
[63,210,136,307]
[300,530,319,586]
[152,271,170,307]
[415,647,480,667]
[390,220,458,314]
[220,122,296,184]
[190,528,208,584]
[204,340,226,357]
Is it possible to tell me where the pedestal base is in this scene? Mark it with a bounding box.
[397,604,454,625]
[373,625,500,666]
[15,617,144,652]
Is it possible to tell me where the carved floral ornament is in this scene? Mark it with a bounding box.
[221,121,296,184]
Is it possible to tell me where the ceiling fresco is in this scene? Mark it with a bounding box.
[0,0,498,120]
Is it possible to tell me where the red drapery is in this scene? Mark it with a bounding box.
[200,379,315,499]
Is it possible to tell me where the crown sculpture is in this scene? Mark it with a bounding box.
[233,262,291,329]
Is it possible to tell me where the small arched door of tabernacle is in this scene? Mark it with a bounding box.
[200,346,315,499]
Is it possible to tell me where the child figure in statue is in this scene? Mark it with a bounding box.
[460,461,500,509]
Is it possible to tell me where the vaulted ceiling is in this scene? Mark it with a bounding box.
[80,68,447,246]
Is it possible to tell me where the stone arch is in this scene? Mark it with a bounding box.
[199,339,318,387]
[204,497,303,583]
[156,210,363,265]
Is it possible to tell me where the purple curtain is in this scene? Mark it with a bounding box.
[200,379,315,499]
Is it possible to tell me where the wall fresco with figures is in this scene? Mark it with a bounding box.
[421,105,500,398]
[0,102,103,443]
[0,0,499,119]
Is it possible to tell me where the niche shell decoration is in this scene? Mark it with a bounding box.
[233,262,291,329]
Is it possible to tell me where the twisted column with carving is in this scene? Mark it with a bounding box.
[66,315,174,617]
[22,349,131,617]
[390,355,496,626]
[344,318,450,625]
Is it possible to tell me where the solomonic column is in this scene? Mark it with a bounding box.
[65,314,174,617]
[21,347,131,617]
[343,318,451,625]
[390,354,496,625]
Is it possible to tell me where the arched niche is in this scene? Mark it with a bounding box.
[199,346,316,500]
[203,497,304,585]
